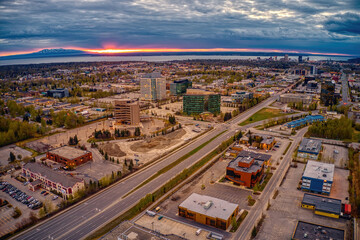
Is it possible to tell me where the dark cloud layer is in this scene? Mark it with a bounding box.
[0,0,359,55]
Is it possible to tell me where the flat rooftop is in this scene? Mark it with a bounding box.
[292,221,344,240]
[280,93,312,99]
[179,193,238,221]
[48,146,91,160]
[237,150,271,162]
[303,160,334,182]
[228,157,262,174]
[302,193,341,215]
[23,162,83,188]
[298,138,322,154]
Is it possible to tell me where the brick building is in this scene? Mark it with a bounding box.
[22,162,85,198]
[226,155,265,188]
[47,146,92,168]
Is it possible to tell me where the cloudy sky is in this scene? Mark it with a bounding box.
[1,0,360,56]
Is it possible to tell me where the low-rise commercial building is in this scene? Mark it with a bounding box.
[297,138,321,160]
[279,93,313,104]
[226,155,265,188]
[114,99,140,125]
[47,88,69,98]
[231,91,253,103]
[240,133,276,150]
[183,89,220,115]
[301,193,341,218]
[236,150,272,164]
[178,193,239,230]
[22,162,85,197]
[301,160,334,195]
[292,221,345,240]
[47,146,92,168]
[285,115,324,128]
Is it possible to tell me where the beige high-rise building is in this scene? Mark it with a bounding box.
[114,99,140,125]
[140,72,166,101]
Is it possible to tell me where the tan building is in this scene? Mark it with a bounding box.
[114,99,140,125]
[140,72,166,101]
[178,193,239,230]
[279,93,313,104]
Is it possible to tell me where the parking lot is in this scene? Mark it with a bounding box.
[254,163,350,240]
[322,144,349,168]
[149,157,255,238]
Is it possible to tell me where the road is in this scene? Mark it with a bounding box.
[232,127,308,240]
[16,88,294,240]
[341,70,349,104]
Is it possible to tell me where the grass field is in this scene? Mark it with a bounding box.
[239,107,291,126]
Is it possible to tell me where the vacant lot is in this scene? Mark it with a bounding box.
[130,128,186,153]
[239,107,292,126]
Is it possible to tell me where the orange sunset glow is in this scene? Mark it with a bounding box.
[0,47,353,57]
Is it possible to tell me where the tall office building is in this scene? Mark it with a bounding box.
[298,56,303,63]
[114,99,140,125]
[170,79,192,96]
[284,54,289,62]
[183,89,220,115]
[140,72,166,101]
[310,65,317,75]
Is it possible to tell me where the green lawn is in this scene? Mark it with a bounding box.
[239,107,292,126]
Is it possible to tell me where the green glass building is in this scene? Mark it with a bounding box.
[183,92,220,115]
[170,79,192,96]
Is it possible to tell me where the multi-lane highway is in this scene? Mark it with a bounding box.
[16,92,287,240]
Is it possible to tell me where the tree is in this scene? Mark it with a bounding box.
[104,152,108,160]
[74,135,79,145]
[134,127,141,136]
[169,115,176,125]
[9,151,16,163]
[232,216,238,229]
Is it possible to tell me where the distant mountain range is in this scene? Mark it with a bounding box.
[0,48,88,60]
[0,48,356,60]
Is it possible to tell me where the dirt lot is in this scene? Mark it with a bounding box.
[130,129,186,152]
[99,143,126,158]
[255,163,350,240]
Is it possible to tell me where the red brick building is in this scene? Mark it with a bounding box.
[47,146,92,167]
[22,163,85,198]
[226,156,265,188]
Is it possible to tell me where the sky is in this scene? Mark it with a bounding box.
[1,0,360,56]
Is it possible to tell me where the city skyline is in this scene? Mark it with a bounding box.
[1,0,359,56]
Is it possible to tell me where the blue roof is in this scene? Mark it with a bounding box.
[285,115,324,128]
